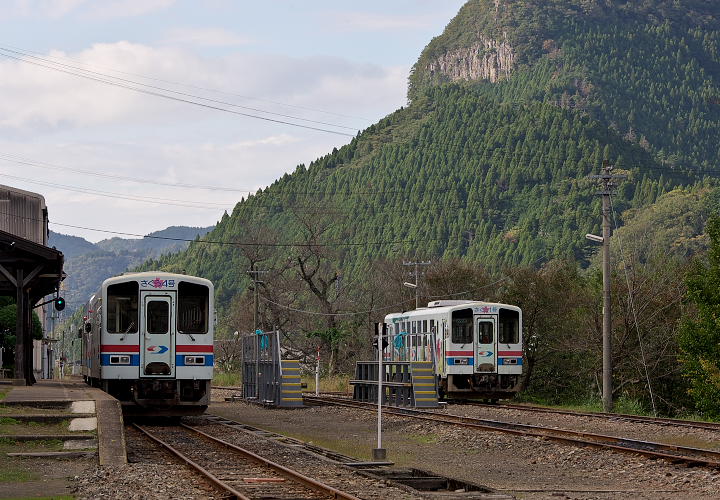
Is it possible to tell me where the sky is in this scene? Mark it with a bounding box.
[0,0,466,242]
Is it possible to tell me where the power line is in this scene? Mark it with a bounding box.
[1,43,370,123]
[0,152,459,196]
[0,152,252,193]
[45,219,447,248]
[0,172,234,209]
[0,46,358,132]
[260,295,415,317]
[0,49,354,137]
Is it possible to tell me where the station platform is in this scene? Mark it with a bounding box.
[2,377,127,465]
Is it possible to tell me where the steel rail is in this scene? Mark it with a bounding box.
[132,423,250,500]
[179,423,360,500]
[463,401,720,431]
[304,396,720,468]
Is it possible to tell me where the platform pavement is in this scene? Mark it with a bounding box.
[2,377,127,465]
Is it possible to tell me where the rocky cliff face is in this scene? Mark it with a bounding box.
[424,35,515,84]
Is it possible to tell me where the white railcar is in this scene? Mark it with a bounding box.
[81,272,214,415]
[385,300,522,400]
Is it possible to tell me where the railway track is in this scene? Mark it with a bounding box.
[459,400,720,432]
[304,395,720,469]
[131,422,359,500]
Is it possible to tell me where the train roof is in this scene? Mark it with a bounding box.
[102,271,213,289]
[385,300,520,320]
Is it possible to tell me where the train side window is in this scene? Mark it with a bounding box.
[178,281,209,334]
[478,322,493,344]
[451,308,473,344]
[106,282,138,334]
[147,301,169,334]
[422,320,427,333]
[499,308,520,344]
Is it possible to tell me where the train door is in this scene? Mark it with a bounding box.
[140,292,175,377]
[475,316,497,373]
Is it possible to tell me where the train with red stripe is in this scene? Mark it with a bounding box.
[384,300,522,401]
[80,272,214,415]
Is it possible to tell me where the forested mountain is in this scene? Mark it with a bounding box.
[50,225,212,314]
[147,0,720,318]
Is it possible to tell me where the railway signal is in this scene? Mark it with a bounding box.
[54,296,65,311]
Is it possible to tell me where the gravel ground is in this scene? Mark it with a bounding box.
[208,390,720,500]
[439,404,720,452]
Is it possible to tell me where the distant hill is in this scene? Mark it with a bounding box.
[48,232,97,259]
[50,225,213,314]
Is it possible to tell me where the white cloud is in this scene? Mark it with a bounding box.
[324,11,436,32]
[0,42,407,132]
[84,0,176,19]
[162,27,253,48]
[3,0,175,19]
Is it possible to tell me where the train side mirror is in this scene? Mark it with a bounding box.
[84,323,92,334]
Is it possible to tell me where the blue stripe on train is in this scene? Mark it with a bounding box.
[498,357,523,366]
[446,358,474,366]
[176,354,214,366]
[100,354,140,366]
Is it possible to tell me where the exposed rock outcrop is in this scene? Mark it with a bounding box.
[425,36,515,84]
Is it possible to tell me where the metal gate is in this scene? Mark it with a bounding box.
[241,331,302,408]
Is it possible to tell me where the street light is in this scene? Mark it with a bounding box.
[403,281,418,310]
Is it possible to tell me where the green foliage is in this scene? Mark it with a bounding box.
[679,215,720,417]
[212,371,241,387]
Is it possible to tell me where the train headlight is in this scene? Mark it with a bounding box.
[185,356,206,365]
[110,355,130,365]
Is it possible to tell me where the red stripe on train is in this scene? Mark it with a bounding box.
[101,345,140,353]
[498,350,523,356]
[176,345,213,353]
[446,350,473,356]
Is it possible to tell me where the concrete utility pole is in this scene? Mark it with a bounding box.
[246,268,269,332]
[588,160,626,413]
[402,261,431,309]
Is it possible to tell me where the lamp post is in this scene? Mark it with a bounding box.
[403,282,418,309]
[402,261,431,309]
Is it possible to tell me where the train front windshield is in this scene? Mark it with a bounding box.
[107,281,139,333]
[178,281,210,334]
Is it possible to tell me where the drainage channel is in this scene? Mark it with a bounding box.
[203,414,506,498]
[353,467,501,498]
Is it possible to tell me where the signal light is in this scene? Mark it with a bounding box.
[54,297,66,311]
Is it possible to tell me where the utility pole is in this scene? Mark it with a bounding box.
[247,267,269,332]
[589,160,626,413]
[403,261,431,309]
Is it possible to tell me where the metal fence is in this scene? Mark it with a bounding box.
[241,331,302,408]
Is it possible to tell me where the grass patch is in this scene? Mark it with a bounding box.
[408,432,439,444]
[302,374,351,394]
[0,467,37,482]
[213,371,241,387]
[0,387,8,401]
[0,420,69,437]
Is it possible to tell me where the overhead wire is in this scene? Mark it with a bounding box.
[0,48,354,137]
[0,43,370,123]
[0,46,358,132]
[0,172,234,209]
[608,192,657,416]
[259,295,416,317]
